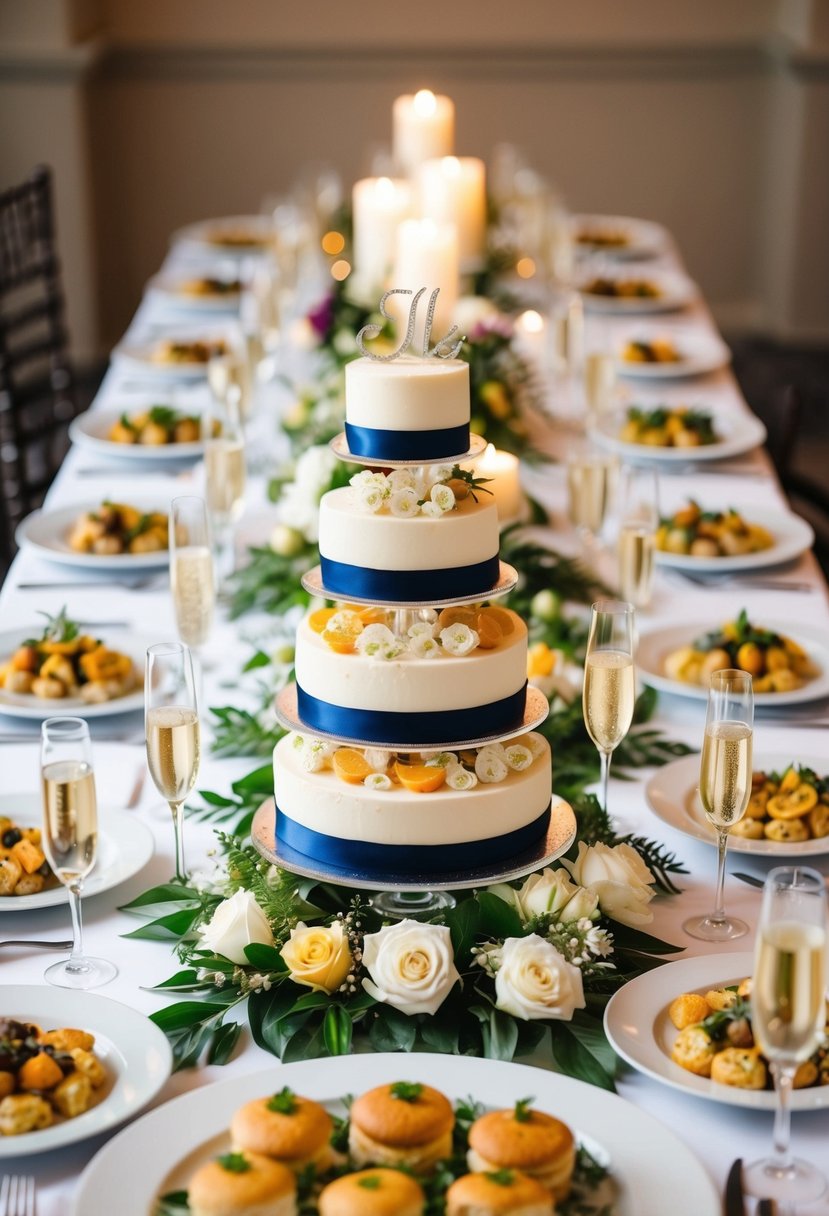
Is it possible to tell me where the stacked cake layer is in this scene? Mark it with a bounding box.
[344,356,470,461]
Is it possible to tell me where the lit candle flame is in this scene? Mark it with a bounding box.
[519,309,544,334]
[413,89,437,115]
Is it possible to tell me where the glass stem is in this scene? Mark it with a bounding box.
[170,801,187,883]
[770,1062,796,1175]
[66,882,86,973]
[712,829,729,924]
[599,749,612,815]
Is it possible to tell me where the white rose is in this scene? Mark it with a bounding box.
[199,889,274,965]
[389,488,420,517]
[494,934,585,1021]
[361,919,460,1016]
[561,841,656,927]
[517,868,581,920]
[559,887,600,922]
[387,468,417,492]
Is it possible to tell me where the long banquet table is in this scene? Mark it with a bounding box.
[2,228,829,1214]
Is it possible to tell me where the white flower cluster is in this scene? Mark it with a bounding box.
[272,445,340,545]
[291,734,393,791]
[332,611,482,662]
[349,465,457,519]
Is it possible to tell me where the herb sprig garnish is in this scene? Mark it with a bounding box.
[391,1081,423,1103]
[513,1096,534,1122]
[267,1086,298,1115]
[216,1153,251,1174]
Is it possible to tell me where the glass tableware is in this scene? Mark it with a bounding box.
[202,391,246,591]
[583,599,636,816]
[145,642,200,883]
[616,465,659,609]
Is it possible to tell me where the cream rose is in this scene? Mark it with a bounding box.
[280,922,352,994]
[361,919,460,1016]
[517,868,580,920]
[561,841,656,927]
[199,889,274,965]
[494,934,585,1021]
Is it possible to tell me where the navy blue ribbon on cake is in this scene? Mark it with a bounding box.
[296,682,527,746]
[345,421,469,462]
[275,804,550,876]
[319,553,500,601]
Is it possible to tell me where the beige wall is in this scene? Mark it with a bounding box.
[1,0,828,360]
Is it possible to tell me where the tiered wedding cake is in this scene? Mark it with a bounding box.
[273,329,552,879]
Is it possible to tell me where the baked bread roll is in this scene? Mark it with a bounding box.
[189,1151,296,1216]
[446,1168,554,1214]
[349,1082,454,1173]
[467,1104,575,1202]
[318,1167,424,1216]
[231,1089,332,1173]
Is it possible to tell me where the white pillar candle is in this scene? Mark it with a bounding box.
[418,156,487,269]
[514,309,547,371]
[393,89,455,177]
[352,176,412,292]
[475,443,523,522]
[391,218,459,349]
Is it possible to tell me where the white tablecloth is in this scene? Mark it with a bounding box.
[2,238,829,1214]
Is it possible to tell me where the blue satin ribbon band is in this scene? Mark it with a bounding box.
[296,683,528,746]
[319,553,500,602]
[275,805,551,876]
[345,421,470,462]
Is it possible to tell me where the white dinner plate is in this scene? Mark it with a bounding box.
[70,408,204,461]
[645,752,829,857]
[571,214,668,260]
[0,791,154,911]
[111,327,233,380]
[637,619,829,707]
[170,215,275,258]
[614,329,731,379]
[604,953,829,1112]
[0,986,172,1157]
[0,626,154,719]
[147,272,243,313]
[73,1052,720,1216]
[576,268,697,314]
[654,507,815,573]
[15,501,171,570]
[591,408,767,465]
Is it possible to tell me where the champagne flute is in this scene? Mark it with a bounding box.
[583,351,616,428]
[745,866,827,1203]
[40,718,117,989]
[208,348,252,422]
[582,600,636,815]
[683,668,753,941]
[616,466,659,609]
[566,445,614,545]
[169,495,215,692]
[202,390,246,592]
[145,642,200,883]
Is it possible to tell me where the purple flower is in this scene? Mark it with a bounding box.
[307,292,336,340]
[468,315,514,343]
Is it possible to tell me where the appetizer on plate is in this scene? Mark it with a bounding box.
[0,818,54,897]
[0,1018,108,1135]
[731,765,829,843]
[68,501,168,556]
[108,406,203,447]
[0,608,138,704]
[619,405,718,448]
[581,277,660,299]
[668,981,828,1091]
[150,338,228,365]
[664,609,819,692]
[177,277,242,298]
[621,338,680,364]
[656,502,772,559]
[575,227,630,249]
[205,227,272,249]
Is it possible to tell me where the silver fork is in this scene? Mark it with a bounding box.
[664,569,815,593]
[0,1176,36,1216]
[17,576,166,591]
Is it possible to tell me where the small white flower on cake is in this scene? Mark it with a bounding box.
[364,773,392,790]
[475,747,509,783]
[378,640,406,661]
[387,468,417,492]
[430,483,456,513]
[407,621,437,639]
[419,501,443,518]
[409,633,441,659]
[363,747,391,772]
[502,743,534,771]
[424,751,458,769]
[519,731,547,759]
[350,469,387,490]
[439,623,480,656]
[355,483,385,513]
[389,487,421,517]
[355,623,396,657]
[446,766,478,791]
[301,737,335,773]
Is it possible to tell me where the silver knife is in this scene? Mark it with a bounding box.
[723,1158,746,1216]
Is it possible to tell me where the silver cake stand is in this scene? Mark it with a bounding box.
[330,431,487,469]
[301,561,518,610]
[274,682,549,755]
[251,795,577,917]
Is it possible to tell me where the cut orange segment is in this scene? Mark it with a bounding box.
[482,605,516,636]
[309,607,337,633]
[320,610,364,653]
[359,607,388,625]
[393,761,447,793]
[476,611,504,649]
[333,748,373,784]
[437,605,476,631]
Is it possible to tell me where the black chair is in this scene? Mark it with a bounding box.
[0,165,77,566]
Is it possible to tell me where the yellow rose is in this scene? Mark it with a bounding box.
[527,642,556,679]
[280,922,352,994]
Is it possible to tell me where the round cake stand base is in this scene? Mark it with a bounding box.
[250,796,577,911]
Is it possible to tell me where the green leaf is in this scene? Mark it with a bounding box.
[281,1018,327,1063]
[208,1020,242,1065]
[369,1006,416,1053]
[476,891,525,939]
[118,883,201,914]
[243,650,272,671]
[152,969,204,991]
[444,898,481,967]
[610,925,683,955]
[248,985,299,1057]
[150,1001,229,1033]
[419,1012,460,1055]
[549,1022,616,1091]
[233,764,275,795]
[480,1007,519,1062]
[243,943,288,971]
[121,907,200,941]
[323,1005,353,1056]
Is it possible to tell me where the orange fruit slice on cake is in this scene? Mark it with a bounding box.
[309,607,337,633]
[475,611,504,649]
[393,762,447,793]
[482,605,516,636]
[333,748,373,784]
[437,605,477,631]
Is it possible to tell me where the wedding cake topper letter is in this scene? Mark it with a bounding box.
[356,288,464,362]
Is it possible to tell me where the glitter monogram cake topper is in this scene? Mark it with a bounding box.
[356,288,464,362]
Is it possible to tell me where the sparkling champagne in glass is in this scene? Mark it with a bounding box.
[744,866,827,1203]
[169,495,215,692]
[582,600,636,815]
[683,669,753,941]
[145,643,200,883]
[41,718,117,989]
[202,391,246,592]
[566,447,614,544]
[617,466,659,609]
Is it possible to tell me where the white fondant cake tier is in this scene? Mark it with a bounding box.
[273,733,553,874]
[293,609,528,745]
[318,486,500,600]
[344,356,470,460]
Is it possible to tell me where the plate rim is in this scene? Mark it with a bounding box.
[15,502,172,570]
[590,410,767,463]
[653,507,814,572]
[604,952,829,1112]
[72,1051,721,1216]
[69,409,205,460]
